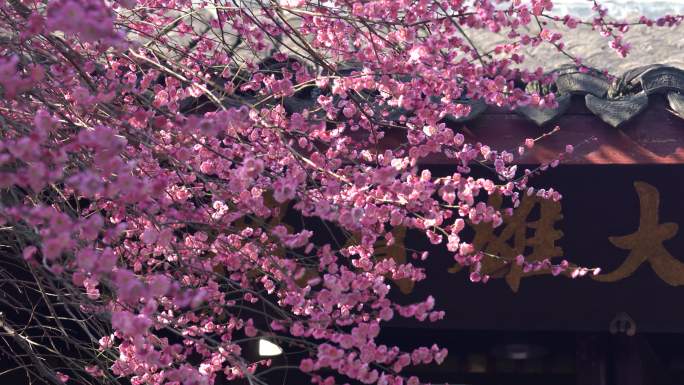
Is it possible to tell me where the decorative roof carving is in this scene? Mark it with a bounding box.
[179,60,684,127]
[554,65,610,97]
[586,92,649,128]
[515,93,572,126]
[641,66,684,95]
[668,92,684,119]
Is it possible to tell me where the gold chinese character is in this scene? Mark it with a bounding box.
[449,193,564,292]
[594,181,684,285]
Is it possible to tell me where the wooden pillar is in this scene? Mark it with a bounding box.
[611,334,645,385]
[608,334,675,385]
[576,334,607,385]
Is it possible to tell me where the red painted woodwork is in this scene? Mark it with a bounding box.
[377,95,684,165]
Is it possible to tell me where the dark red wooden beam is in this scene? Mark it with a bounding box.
[378,96,684,165]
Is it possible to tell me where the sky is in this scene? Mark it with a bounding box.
[549,0,684,18]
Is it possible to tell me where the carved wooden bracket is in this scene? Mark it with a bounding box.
[609,312,637,336]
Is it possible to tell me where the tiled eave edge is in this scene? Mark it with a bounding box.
[181,62,684,165]
[367,65,684,165]
[380,96,684,165]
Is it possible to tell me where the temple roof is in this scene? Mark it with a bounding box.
[378,64,684,165]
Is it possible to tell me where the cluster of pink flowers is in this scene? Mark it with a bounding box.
[43,0,125,45]
[0,0,678,384]
[0,55,44,99]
